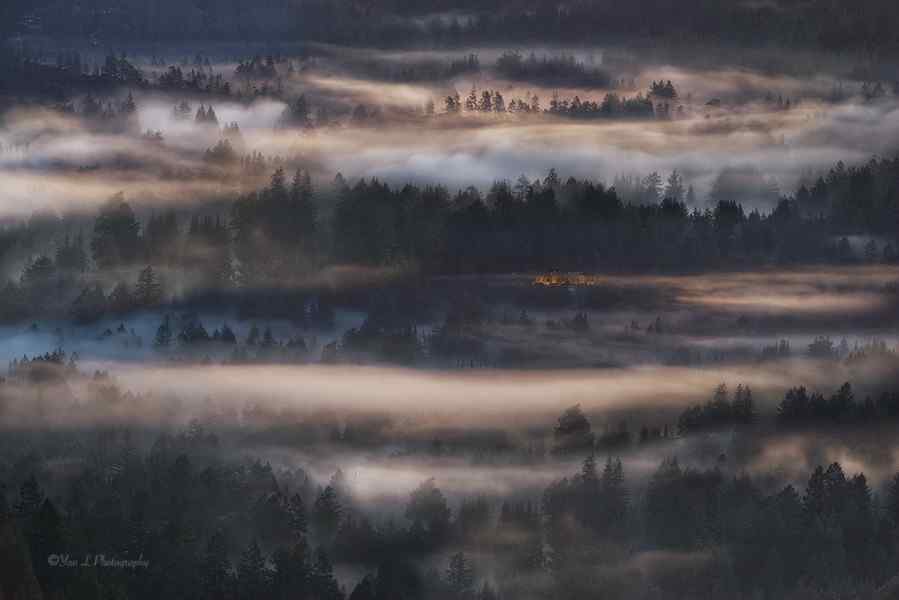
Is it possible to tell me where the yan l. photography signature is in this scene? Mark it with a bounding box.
[47,554,150,570]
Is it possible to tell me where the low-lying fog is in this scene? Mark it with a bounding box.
[3,46,899,217]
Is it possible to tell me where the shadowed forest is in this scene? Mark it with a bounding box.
[2,2,899,600]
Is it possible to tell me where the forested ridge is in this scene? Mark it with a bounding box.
[5,360,899,599]
[4,0,899,56]
[3,152,897,324]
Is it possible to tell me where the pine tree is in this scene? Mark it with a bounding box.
[478,582,498,600]
[581,453,599,487]
[642,172,663,203]
[465,86,479,112]
[864,239,878,263]
[272,540,310,599]
[288,492,308,538]
[290,168,318,246]
[238,539,268,600]
[91,194,141,268]
[601,457,627,534]
[349,575,376,600]
[885,474,899,527]
[479,90,492,112]
[493,91,505,113]
[154,315,173,349]
[310,547,343,600]
[313,485,342,541]
[108,282,134,314]
[120,92,137,114]
[246,324,260,346]
[29,499,63,586]
[135,265,163,307]
[220,323,237,344]
[733,384,756,424]
[14,475,44,519]
[665,170,685,202]
[446,552,475,599]
[686,185,697,205]
[405,478,451,539]
[201,531,232,600]
[445,94,461,113]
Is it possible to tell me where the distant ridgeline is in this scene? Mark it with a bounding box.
[4,0,899,54]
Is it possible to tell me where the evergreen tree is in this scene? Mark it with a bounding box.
[135,265,163,307]
[246,324,260,346]
[289,492,308,538]
[201,531,232,600]
[272,540,310,600]
[14,475,44,519]
[55,232,88,272]
[281,95,312,128]
[465,86,479,112]
[262,326,276,348]
[310,547,343,600]
[219,323,237,344]
[445,552,475,599]
[601,457,627,534]
[91,193,141,268]
[71,283,108,323]
[28,499,64,589]
[886,474,899,528]
[154,315,173,349]
[642,172,663,203]
[289,168,318,248]
[665,170,686,202]
[552,404,594,455]
[349,575,376,600]
[108,282,135,314]
[238,539,268,600]
[405,478,451,540]
[313,485,342,541]
[733,384,756,424]
[478,582,498,600]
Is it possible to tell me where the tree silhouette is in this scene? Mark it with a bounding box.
[405,478,451,542]
[238,539,268,600]
[313,485,342,542]
[91,194,141,268]
[445,552,475,599]
[135,265,163,307]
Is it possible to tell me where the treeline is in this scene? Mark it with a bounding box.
[551,404,671,455]
[494,50,610,87]
[0,48,231,104]
[778,383,899,424]
[446,86,662,120]
[797,156,899,234]
[2,155,899,323]
[0,49,146,105]
[677,384,756,435]
[149,311,333,363]
[675,381,899,434]
[332,170,896,273]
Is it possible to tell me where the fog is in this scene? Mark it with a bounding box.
[2,55,899,218]
[3,31,899,600]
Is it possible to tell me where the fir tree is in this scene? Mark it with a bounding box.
[154,315,173,349]
[135,265,163,307]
